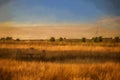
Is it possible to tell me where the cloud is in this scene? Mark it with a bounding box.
[96,16,120,30]
[98,16,120,23]
[90,16,120,37]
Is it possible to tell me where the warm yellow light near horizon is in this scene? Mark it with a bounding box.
[0,16,120,39]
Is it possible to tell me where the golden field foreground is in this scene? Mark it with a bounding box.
[0,41,120,80]
[0,59,120,80]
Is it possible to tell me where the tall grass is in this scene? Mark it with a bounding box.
[0,46,119,62]
[0,59,120,80]
[0,42,120,52]
[0,42,120,80]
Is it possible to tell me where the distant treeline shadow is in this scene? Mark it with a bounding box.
[0,48,120,63]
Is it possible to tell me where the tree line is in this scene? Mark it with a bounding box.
[0,36,119,43]
[50,36,120,43]
[0,37,20,41]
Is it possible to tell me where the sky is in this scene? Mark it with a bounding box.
[0,0,120,39]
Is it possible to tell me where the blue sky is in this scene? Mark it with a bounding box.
[1,0,110,23]
[0,0,119,23]
[12,0,106,23]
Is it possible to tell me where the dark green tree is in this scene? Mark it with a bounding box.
[98,36,103,42]
[16,38,20,41]
[50,37,55,42]
[92,36,103,42]
[114,36,119,42]
[59,37,63,41]
[6,37,13,40]
[92,37,98,42]
[0,37,6,41]
[81,37,86,42]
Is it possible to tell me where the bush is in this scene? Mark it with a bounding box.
[114,37,119,42]
[92,36,103,42]
[16,38,20,41]
[50,37,55,42]
[98,36,103,42]
[6,37,13,40]
[81,37,86,42]
[0,37,13,41]
[59,37,63,41]
[0,37,6,41]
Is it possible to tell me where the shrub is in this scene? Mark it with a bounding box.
[0,37,6,41]
[59,37,63,41]
[50,37,55,42]
[98,36,103,42]
[16,38,20,41]
[92,36,103,42]
[114,37,119,42]
[81,37,86,42]
[6,37,13,40]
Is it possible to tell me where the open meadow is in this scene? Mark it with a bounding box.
[0,41,120,80]
[0,0,120,80]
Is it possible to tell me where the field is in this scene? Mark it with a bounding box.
[0,41,120,80]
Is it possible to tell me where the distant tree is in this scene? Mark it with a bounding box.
[59,37,63,41]
[0,37,6,41]
[6,37,13,40]
[98,36,103,42]
[50,37,55,42]
[64,37,66,40]
[16,38,20,41]
[92,37,98,42]
[114,36,119,42]
[81,37,86,42]
[92,36,103,42]
[92,37,97,42]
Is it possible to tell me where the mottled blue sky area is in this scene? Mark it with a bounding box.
[0,0,119,23]
[12,0,104,23]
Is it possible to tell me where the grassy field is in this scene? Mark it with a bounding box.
[0,41,120,80]
[0,59,120,80]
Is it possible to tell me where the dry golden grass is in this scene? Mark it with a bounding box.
[0,43,120,53]
[0,42,120,80]
[0,59,120,80]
